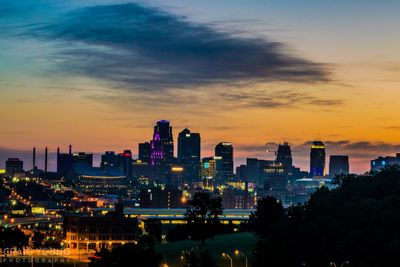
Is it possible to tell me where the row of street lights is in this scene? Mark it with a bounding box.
[180,248,248,267]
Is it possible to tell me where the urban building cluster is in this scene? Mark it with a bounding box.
[3,120,356,210]
[2,119,399,254]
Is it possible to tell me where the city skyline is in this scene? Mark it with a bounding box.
[1,0,400,173]
[1,119,400,174]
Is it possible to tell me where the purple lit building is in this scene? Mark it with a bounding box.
[150,130,165,180]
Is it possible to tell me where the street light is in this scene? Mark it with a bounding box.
[234,250,248,267]
[222,252,233,267]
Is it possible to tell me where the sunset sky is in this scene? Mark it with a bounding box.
[1,0,399,173]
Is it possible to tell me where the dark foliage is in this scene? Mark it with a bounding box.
[145,219,163,243]
[183,248,218,267]
[184,192,223,244]
[89,243,163,267]
[0,227,29,252]
[251,166,400,267]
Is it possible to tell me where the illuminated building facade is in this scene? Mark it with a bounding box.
[201,156,222,179]
[215,142,234,181]
[64,206,138,250]
[68,162,127,193]
[139,187,184,209]
[178,128,201,184]
[154,120,174,164]
[329,155,349,177]
[150,130,165,180]
[310,141,326,177]
[222,187,255,209]
[170,166,184,188]
[371,153,400,171]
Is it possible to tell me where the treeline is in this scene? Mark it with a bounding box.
[249,166,400,267]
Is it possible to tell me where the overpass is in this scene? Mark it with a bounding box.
[4,208,255,228]
[100,208,255,225]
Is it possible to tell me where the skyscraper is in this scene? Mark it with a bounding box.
[154,120,174,163]
[150,128,165,180]
[119,150,133,179]
[177,128,201,183]
[150,120,175,181]
[215,142,234,181]
[329,155,349,177]
[276,142,293,169]
[310,141,326,177]
[138,142,151,163]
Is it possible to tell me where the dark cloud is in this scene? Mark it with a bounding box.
[219,89,342,108]
[236,144,268,153]
[24,3,329,91]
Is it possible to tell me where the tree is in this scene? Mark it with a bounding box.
[89,243,163,267]
[249,196,286,237]
[166,224,189,242]
[145,219,162,243]
[32,231,45,248]
[184,192,223,245]
[0,227,29,253]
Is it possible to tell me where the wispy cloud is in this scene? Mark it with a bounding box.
[19,3,330,91]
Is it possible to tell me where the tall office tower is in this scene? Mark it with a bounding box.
[150,129,165,180]
[138,142,151,163]
[100,151,119,169]
[154,120,174,163]
[178,128,201,184]
[310,141,326,177]
[119,150,133,179]
[5,158,24,175]
[329,155,349,177]
[276,142,293,169]
[215,142,234,181]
